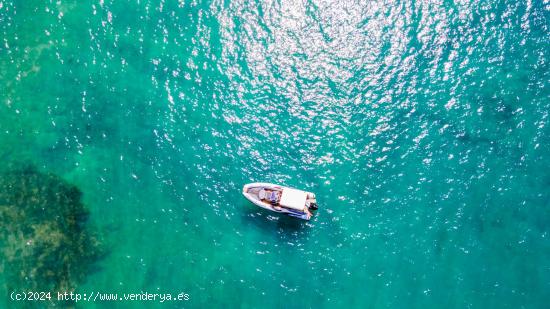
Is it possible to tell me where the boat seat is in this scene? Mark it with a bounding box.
[259,189,267,200]
[259,189,279,203]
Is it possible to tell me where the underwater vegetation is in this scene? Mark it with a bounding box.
[0,165,103,295]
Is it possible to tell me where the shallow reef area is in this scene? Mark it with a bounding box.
[0,165,103,296]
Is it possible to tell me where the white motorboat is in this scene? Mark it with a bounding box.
[242,183,318,220]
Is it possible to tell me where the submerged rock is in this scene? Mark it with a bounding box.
[0,165,103,294]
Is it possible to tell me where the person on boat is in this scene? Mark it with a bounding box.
[259,189,279,204]
[268,190,280,205]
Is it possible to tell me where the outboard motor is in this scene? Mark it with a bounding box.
[309,202,318,210]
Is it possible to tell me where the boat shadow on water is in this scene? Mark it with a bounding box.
[240,203,311,233]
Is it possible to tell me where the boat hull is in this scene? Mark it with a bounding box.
[242,183,314,220]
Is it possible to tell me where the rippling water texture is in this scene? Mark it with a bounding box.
[1,0,549,307]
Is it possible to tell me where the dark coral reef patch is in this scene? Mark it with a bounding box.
[0,165,103,294]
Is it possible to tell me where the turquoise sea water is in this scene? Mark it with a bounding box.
[1,0,549,308]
